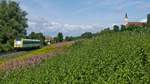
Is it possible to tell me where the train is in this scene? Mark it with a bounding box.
[14,38,42,49]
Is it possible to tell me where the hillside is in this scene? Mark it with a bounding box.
[1,32,150,83]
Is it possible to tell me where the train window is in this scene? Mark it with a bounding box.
[23,41,40,44]
[16,38,21,41]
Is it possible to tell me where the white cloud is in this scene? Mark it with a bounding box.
[27,17,103,37]
[140,18,147,22]
[28,21,36,25]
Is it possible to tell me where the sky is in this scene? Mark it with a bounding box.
[18,0,150,36]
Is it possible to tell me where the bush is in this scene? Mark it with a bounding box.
[81,32,93,38]
[1,42,13,52]
[65,36,73,41]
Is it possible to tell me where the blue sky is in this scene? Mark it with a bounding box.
[18,0,150,36]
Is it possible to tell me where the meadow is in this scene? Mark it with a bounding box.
[0,32,150,83]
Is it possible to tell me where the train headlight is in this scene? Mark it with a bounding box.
[16,41,21,45]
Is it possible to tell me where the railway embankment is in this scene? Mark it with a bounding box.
[0,41,74,71]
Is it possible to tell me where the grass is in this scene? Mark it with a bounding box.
[0,43,66,68]
[1,32,150,83]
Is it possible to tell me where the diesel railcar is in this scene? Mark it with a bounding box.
[14,38,41,49]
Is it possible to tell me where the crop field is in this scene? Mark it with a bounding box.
[0,32,150,83]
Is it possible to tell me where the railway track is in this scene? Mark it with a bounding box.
[0,51,26,58]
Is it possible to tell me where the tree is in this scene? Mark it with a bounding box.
[57,32,63,42]
[65,36,73,41]
[103,28,110,31]
[121,25,126,31]
[28,32,36,39]
[53,37,58,43]
[28,32,45,45]
[113,25,119,32]
[147,14,150,28]
[81,32,93,38]
[0,0,28,52]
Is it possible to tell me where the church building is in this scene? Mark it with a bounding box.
[124,13,146,27]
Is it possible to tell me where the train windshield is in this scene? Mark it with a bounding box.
[16,38,21,41]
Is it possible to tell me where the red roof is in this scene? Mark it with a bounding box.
[127,22,146,27]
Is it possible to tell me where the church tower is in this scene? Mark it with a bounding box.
[124,13,128,25]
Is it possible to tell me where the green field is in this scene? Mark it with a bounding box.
[1,32,150,83]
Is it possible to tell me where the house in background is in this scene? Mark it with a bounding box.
[124,13,146,27]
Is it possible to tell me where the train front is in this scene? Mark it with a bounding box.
[14,38,22,48]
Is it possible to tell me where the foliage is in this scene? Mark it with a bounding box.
[113,25,119,32]
[65,36,74,41]
[28,32,46,46]
[1,31,150,83]
[121,25,126,31]
[92,32,101,37]
[65,36,81,41]
[58,32,64,42]
[125,26,147,32]
[147,14,150,28]
[0,0,28,52]
[100,27,113,35]
[81,32,93,38]
[54,32,64,42]
[101,25,149,33]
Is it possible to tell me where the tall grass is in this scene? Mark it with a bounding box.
[1,32,150,83]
